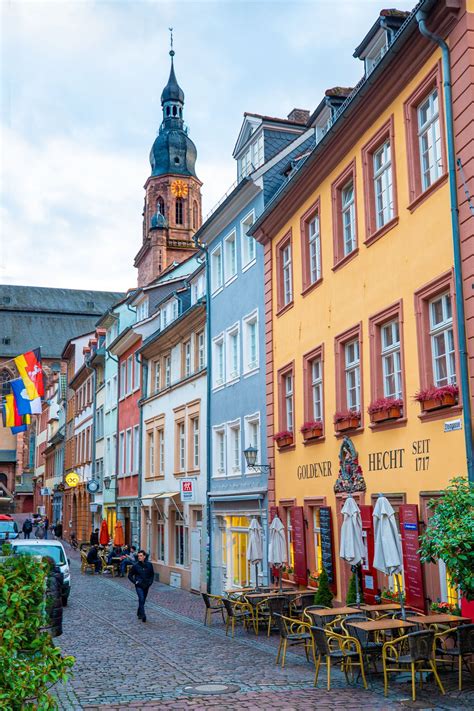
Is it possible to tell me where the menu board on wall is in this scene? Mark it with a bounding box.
[319,506,335,586]
[290,506,308,586]
[399,504,426,612]
[359,505,377,605]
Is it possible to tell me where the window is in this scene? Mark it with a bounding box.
[158,428,165,475]
[429,292,456,387]
[183,340,192,377]
[96,458,104,485]
[224,230,237,282]
[251,133,264,169]
[192,200,198,229]
[312,508,323,575]
[332,161,358,267]
[164,354,171,388]
[136,299,149,322]
[364,31,388,75]
[105,379,111,409]
[174,513,188,566]
[196,330,205,370]
[96,406,104,440]
[134,355,140,390]
[192,417,199,468]
[127,356,133,395]
[404,63,446,206]
[119,431,125,474]
[112,374,118,403]
[178,421,186,472]
[345,340,360,411]
[153,360,161,393]
[147,430,155,477]
[228,421,241,474]
[211,245,223,293]
[276,231,293,312]
[213,335,225,388]
[126,429,132,474]
[244,413,260,472]
[213,427,226,476]
[362,116,398,244]
[156,519,165,561]
[418,90,442,191]
[175,198,184,225]
[241,210,256,269]
[373,141,393,230]
[106,436,111,475]
[381,320,402,398]
[238,148,252,181]
[278,363,295,435]
[120,362,126,397]
[156,196,165,216]
[300,200,322,292]
[335,324,363,423]
[133,425,140,473]
[226,325,240,381]
[243,310,258,373]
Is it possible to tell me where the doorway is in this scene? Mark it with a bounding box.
[190,527,201,591]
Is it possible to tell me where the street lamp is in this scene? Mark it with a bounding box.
[103,476,111,490]
[243,446,271,475]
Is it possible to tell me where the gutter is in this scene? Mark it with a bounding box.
[416,9,473,484]
[193,232,212,593]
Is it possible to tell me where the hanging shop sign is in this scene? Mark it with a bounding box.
[399,504,426,612]
[87,479,100,494]
[40,487,51,496]
[180,478,196,503]
[65,472,79,488]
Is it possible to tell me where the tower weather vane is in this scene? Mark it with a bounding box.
[169,27,174,57]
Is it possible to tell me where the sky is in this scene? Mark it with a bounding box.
[0,0,416,292]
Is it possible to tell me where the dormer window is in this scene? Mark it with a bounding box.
[314,105,332,144]
[136,298,149,322]
[364,30,388,75]
[237,133,264,181]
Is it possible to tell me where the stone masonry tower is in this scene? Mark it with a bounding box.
[135,41,202,287]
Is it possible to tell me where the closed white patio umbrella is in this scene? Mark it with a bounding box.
[247,518,264,590]
[268,515,287,591]
[373,495,405,617]
[339,496,365,606]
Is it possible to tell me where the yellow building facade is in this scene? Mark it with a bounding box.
[253,3,472,609]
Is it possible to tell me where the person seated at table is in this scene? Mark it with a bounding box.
[119,546,137,577]
[106,545,121,564]
[86,544,102,573]
[89,528,100,545]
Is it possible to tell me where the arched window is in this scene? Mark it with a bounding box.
[156,197,165,216]
[172,105,177,117]
[179,107,183,118]
[166,106,170,116]
[175,198,184,225]
[0,369,12,396]
[192,200,198,229]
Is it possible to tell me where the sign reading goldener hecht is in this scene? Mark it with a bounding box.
[297,461,332,479]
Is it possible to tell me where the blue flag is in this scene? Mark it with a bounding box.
[11,378,41,415]
[11,424,28,434]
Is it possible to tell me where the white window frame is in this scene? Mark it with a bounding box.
[285,373,294,432]
[429,292,456,387]
[119,431,125,475]
[227,419,241,475]
[126,428,132,474]
[282,243,292,306]
[184,340,192,378]
[418,89,442,192]
[240,209,256,270]
[197,330,206,370]
[344,340,361,411]
[226,323,240,382]
[148,430,155,476]
[224,229,237,284]
[381,320,402,398]
[133,354,140,391]
[212,334,225,389]
[251,133,264,170]
[211,244,223,295]
[308,214,321,285]
[192,416,199,469]
[178,421,186,472]
[311,357,323,421]
[158,428,165,476]
[153,360,161,394]
[164,354,171,388]
[373,140,394,229]
[242,309,259,375]
[341,180,356,256]
[120,362,127,399]
[174,514,188,567]
[133,425,140,473]
[136,299,149,322]
[244,412,260,474]
[213,425,226,477]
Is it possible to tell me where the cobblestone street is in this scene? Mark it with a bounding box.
[52,550,473,710]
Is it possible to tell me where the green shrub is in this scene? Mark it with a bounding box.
[0,547,74,710]
[314,567,333,608]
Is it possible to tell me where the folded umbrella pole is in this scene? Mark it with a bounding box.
[268,516,287,592]
[339,496,365,607]
[247,518,263,591]
[372,495,405,619]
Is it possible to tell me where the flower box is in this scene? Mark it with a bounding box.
[368,398,403,424]
[335,417,360,432]
[370,407,402,423]
[300,421,323,441]
[273,431,294,448]
[415,385,458,413]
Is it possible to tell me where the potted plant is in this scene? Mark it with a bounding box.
[368,397,403,423]
[314,568,333,607]
[333,409,360,432]
[381,588,406,604]
[281,564,294,581]
[300,420,323,441]
[273,430,294,448]
[308,570,320,589]
[430,600,461,616]
[415,384,459,412]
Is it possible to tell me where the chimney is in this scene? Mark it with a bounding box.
[287,108,310,125]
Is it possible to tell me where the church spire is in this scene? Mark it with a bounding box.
[161,28,184,114]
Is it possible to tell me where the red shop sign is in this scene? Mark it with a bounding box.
[399,504,426,612]
[359,505,378,604]
[290,506,308,586]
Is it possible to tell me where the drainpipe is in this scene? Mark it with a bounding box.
[416,10,474,484]
[194,239,212,592]
[137,352,147,552]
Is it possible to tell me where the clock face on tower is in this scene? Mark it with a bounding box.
[171,180,188,198]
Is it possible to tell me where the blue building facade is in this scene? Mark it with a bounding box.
[199,110,315,593]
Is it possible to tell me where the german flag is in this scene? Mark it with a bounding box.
[14,348,44,400]
[4,394,31,429]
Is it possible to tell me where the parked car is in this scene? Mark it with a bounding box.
[10,539,71,606]
[0,514,19,541]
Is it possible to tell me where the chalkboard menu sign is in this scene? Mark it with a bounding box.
[290,506,307,586]
[399,504,426,612]
[319,506,335,586]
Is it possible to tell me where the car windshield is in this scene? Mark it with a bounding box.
[13,544,66,565]
[0,521,18,534]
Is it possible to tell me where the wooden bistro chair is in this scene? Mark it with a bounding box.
[310,625,368,691]
[382,629,445,702]
[291,593,316,619]
[341,614,382,672]
[274,614,314,669]
[266,596,290,636]
[435,623,474,690]
[249,596,272,636]
[80,550,96,575]
[222,597,254,638]
[99,552,116,577]
[201,593,225,626]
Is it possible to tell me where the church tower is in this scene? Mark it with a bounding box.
[135,38,202,287]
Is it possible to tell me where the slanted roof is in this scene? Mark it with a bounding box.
[353,8,410,58]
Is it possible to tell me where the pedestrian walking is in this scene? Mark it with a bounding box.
[54,520,63,539]
[128,550,154,622]
[22,517,33,539]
